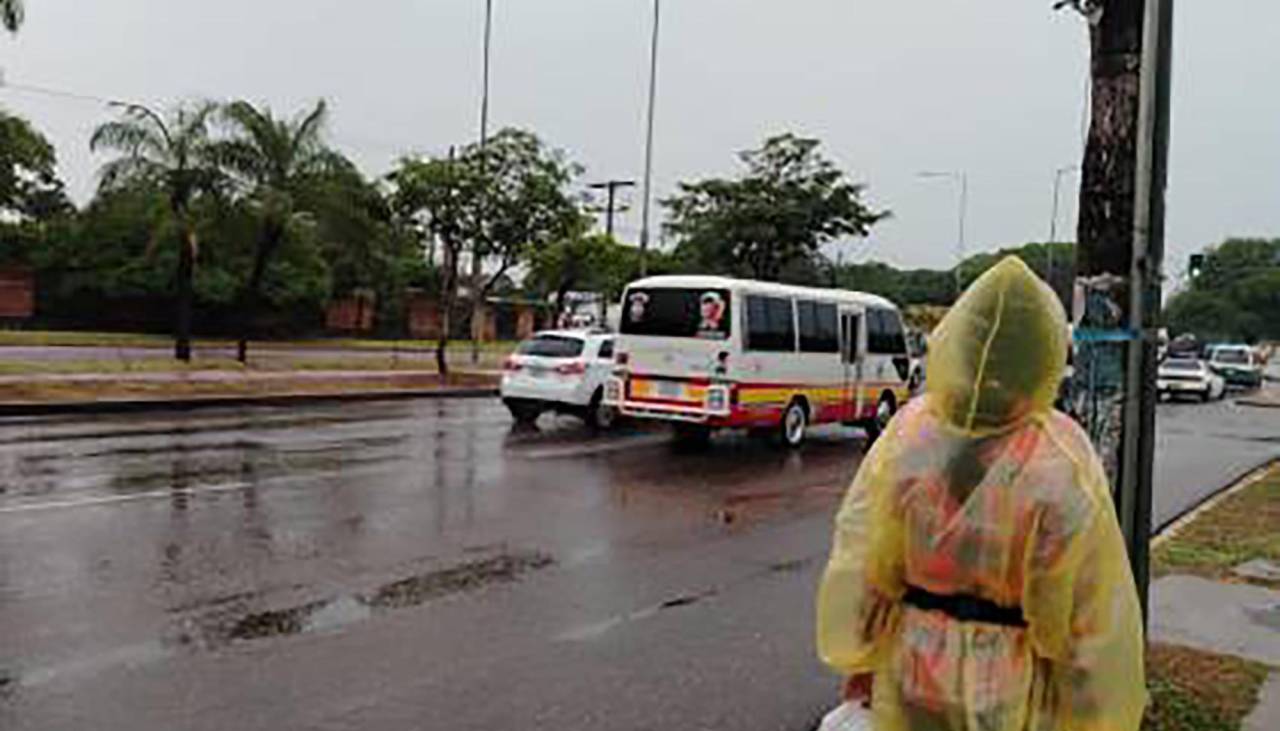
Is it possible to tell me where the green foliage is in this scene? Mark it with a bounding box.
[1,0,23,33]
[526,232,639,309]
[664,133,888,282]
[955,242,1075,306]
[0,109,70,225]
[1164,238,1280,342]
[832,261,955,306]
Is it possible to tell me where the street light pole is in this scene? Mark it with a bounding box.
[480,0,493,149]
[1049,164,1080,291]
[918,171,968,298]
[471,0,494,365]
[638,0,661,276]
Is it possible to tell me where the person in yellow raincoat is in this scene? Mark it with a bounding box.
[817,256,1146,731]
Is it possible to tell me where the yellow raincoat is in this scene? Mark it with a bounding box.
[817,257,1146,731]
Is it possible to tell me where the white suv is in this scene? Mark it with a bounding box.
[500,330,618,429]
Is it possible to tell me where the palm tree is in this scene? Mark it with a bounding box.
[91,102,222,361]
[2,0,24,33]
[215,99,345,362]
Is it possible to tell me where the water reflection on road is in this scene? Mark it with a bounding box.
[0,398,865,695]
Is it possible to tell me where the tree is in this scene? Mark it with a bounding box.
[466,129,583,361]
[527,231,636,318]
[389,128,582,375]
[91,102,223,361]
[664,133,888,282]
[1163,238,1280,342]
[215,99,347,362]
[0,110,69,221]
[2,0,23,33]
[388,151,478,375]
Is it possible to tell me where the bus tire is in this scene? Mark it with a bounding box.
[863,392,897,444]
[780,399,809,448]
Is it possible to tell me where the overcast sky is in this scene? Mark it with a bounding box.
[2,1,1278,273]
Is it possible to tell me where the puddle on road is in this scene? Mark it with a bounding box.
[175,550,554,649]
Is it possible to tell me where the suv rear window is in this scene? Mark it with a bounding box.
[1162,360,1200,371]
[1214,349,1249,365]
[518,335,584,358]
[621,288,731,340]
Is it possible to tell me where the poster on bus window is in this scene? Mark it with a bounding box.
[621,288,731,340]
[698,291,727,338]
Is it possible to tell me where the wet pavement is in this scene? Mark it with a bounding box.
[0,395,1278,730]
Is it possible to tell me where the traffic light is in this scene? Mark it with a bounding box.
[1189,253,1204,279]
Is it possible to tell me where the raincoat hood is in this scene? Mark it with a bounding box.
[926,256,1068,433]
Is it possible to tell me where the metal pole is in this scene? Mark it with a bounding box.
[638,0,661,276]
[1121,0,1173,623]
[962,172,967,279]
[480,0,493,148]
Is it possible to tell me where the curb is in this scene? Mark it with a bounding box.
[0,386,500,417]
[1152,458,1280,542]
[1239,398,1280,409]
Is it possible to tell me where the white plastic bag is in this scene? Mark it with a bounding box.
[817,702,873,731]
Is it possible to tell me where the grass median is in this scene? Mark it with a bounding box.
[1152,462,1280,588]
[0,328,516,356]
[1144,644,1270,731]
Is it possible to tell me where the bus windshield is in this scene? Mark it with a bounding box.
[621,287,732,340]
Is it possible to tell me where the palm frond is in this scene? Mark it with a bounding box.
[96,156,165,192]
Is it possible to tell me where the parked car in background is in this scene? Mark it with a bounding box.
[500,330,618,429]
[1207,344,1264,389]
[1157,358,1226,402]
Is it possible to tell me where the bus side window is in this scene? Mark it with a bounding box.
[746,295,796,352]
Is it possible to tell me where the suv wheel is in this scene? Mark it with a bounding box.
[505,398,543,425]
[585,390,618,431]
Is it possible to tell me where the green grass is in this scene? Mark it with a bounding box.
[0,329,518,354]
[1144,644,1271,731]
[1153,463,1280,586]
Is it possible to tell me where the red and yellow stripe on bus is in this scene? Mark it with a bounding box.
[624,375,909,427]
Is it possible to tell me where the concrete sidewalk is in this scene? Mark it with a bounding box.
[1150,463,1280,730]
[1152,575,1280,731]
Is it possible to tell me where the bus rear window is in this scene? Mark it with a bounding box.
[621,288,731,340]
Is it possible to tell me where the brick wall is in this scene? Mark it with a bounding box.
[0,268,35,320]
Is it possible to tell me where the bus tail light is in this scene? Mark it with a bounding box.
[616,352,630,367]
[714,351,730,377]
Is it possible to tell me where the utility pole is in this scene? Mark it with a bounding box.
[1066,0,1174,623]
[638,0,661,276]
[588,179,636,238]
[1049,164,1081,299]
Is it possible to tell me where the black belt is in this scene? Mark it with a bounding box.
[902,585,1027,628]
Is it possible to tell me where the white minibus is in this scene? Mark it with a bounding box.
[606,275,913,446]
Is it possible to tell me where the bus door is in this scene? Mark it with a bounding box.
[840,309,865,422]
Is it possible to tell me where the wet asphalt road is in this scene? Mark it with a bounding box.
[1,395,1278,730]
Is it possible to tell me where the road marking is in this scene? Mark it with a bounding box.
[0,480,256,515]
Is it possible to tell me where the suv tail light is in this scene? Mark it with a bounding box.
[503,356,522,372]
[555,361,587,376]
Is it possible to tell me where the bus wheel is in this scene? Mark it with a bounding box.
[781,400,809,448]
[863,393,897,444]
